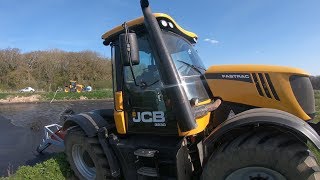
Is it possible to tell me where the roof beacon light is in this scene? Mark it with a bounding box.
[168,22,174,28]
[160,20,168,27]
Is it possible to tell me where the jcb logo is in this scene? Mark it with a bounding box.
[132,111,165,123]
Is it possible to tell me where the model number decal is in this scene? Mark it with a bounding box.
[132,111,166,126]
[221,74,250,79]
[206,73,253,83]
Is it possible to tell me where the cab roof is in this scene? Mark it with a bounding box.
[101,13,198,46]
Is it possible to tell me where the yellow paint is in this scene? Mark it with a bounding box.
[114,91,126,134]
[115,91,123,110]
[207,65,309,76]
[197,99,212,106]
[178,113,211,136]
[101,13,197,42]
[205,65,311,120]
[155,13,197,39]
[178,99,212,136]
[114,111,126,134]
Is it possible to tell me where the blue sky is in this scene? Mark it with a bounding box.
[0,0,319,75]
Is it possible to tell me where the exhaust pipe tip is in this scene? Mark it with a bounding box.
[140,0,149,8]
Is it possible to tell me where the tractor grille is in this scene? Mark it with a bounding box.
[251,73,280,101]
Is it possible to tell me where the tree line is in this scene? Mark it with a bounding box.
[1,47,318,92]
[0,48,112,92]
[311,76,320,90]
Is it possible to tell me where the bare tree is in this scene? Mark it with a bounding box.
[0,48,112,91]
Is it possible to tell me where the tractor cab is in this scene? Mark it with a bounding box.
[102,13,216,136]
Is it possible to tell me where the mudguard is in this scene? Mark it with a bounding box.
[62,109,114,137]
[203,108,320,160]
[63,109,120,177]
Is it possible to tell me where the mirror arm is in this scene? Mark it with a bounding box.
[122,22,140,87]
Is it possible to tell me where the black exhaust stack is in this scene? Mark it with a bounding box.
[140,0,197,131]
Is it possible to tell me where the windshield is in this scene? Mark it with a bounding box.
[162,32,206,76]
[162,31,209,101]
[123,32,209,102]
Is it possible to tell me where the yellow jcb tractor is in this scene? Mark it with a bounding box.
[64,80,84,93]
[57,1,320,179]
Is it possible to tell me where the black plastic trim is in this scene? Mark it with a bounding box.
[213,101,258,127]
[63,109,114,137]
[258,73,271,98]
[114,44,123,92]
[98,127,121,178]
[252,73,264,97]
[265,73,280,101]
[109,134,183,179]
[176,139,193,179]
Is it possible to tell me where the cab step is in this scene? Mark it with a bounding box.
[137,167,158,177]
[134,149,158,158]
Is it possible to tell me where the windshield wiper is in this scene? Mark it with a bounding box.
[177,60,206,74]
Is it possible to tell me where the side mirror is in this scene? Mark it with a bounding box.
[119,33,140,66]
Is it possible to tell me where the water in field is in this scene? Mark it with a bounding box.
[0,100,113,176]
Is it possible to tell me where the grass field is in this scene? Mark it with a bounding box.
[1,90,320,179]
[0,153,73,180]
[43,89,113,101]
[0,92,34,100]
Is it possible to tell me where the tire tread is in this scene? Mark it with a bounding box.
[202,129,320,180]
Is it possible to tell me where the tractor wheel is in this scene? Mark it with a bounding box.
[65,127,112,180]
[202,130,320,180]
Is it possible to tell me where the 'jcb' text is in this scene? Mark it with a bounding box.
[133,111,166,126]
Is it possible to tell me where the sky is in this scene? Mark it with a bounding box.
[0,0,319,75]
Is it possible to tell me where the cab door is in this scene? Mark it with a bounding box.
[122,34,178,135]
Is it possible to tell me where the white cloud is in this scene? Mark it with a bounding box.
[204,38,219,44]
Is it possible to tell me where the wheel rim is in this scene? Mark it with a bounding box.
[225,167,286,180]
[72,144,96,179]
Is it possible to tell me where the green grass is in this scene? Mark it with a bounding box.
[43,89,113,101]
[309,141,320,164]
[0,153,73,180]
[0,89,113,102]
[0,93,9,99]
[0,92,35,100]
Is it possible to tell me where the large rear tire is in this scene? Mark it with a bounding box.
[65,127,112,180]
[202,130,320,180]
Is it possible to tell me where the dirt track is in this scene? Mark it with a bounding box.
[0,95,41,104]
